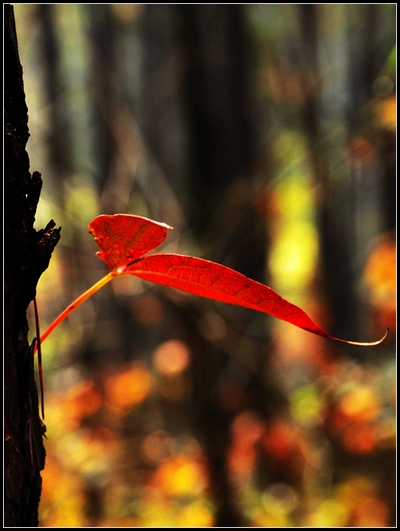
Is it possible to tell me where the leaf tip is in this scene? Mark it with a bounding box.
[333,327,389,347]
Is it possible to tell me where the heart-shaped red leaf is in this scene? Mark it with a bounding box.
[89,214,172,270]
[125,254,387,346]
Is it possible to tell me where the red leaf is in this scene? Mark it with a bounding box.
[89,214,388,346]
[89,214,172,270]
[127,253,325,331]
[124,254,387,345]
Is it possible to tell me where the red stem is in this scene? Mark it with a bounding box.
[33,298,45,419]
[33,271,116,354]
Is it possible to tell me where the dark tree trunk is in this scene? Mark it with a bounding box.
[137,5,266,525]
[298,4,395,347]
[36,4,73,189]
[4,5,61,526]
[173,6,268,526]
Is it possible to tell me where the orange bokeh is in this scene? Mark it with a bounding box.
[228,411,265,481]
[364,234,396,330]
[378,93,396,129]
[349,494,389,527]
[52,380,102,429]
[336,476,390,527]
[327,384,384,454]
[339,386,381,422]
[105,363,153,413]
[262,421,296,462]
[40,456,85,527]
[152,340,191,376]
[345,136,377,167]
[261,420,306,482]
[150,455,209,497]
[341,423,377,454]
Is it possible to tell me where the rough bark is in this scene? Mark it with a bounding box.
[4,5,61,526]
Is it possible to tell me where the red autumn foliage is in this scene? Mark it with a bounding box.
[88,214,387,346]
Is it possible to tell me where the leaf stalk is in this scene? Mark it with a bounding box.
[33,271,116,354]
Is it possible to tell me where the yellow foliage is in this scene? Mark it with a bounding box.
[153,456,208,497]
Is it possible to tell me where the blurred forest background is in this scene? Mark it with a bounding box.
[14,4,396,527]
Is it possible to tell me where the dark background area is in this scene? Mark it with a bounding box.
[14,4,395,527]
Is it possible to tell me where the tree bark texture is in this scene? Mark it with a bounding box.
[4,5,61,526]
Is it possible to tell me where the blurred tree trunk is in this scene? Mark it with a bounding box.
[4,5,60,526]
[140,5,271,526]
[298,3,357,344]
[299,4,395,345]
[85,4,142,372]
[179,7,261,527]
[179,6,259,241]
[88,4,118,202]
[37,4,73,188]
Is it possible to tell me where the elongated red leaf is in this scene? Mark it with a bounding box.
[89,214,172,270]
[124,254,387,346]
